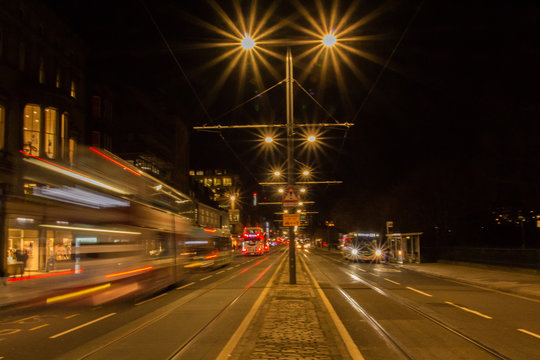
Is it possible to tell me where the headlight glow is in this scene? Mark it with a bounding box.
[351,249,358,255]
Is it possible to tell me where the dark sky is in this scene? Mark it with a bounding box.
[47,0,540,240]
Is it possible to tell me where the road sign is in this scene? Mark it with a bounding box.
[283,213,301,226]
[282,186,300,207]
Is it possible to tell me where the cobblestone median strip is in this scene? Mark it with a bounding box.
[229,257,355,360]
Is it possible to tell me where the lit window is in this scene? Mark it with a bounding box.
[204,178,213,186]
[23,104,41,155]
[214,178,222,186]
[68,138,76,165]
[44,108,57,159]
[223,177,232,186]
[56,70,61,88]
[61,113,68,159]
[39,57,45,84]
[189,170,195,176]
[196,170,204,176]
[70,80,77,98]
[0,104,4,150]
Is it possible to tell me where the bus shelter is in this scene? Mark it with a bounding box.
[385,232,422,264]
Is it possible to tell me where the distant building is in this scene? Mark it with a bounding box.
[189,169,243,234]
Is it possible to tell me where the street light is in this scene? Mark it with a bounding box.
[322,33,337,47]
[307,135,316,142]
[241,35,255,50]
[265,136,273,143]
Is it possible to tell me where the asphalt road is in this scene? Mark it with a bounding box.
[1,246,538,360]
[0,249,285,360]
[304,248,540,360]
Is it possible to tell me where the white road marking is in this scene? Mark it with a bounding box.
[49,313,116,339]
[445,301,492,319]
[384,278,400,285]
[176,282,195,290]
[30,324,50,331]
[64,314,79,319]
[406,286,432,297]
[0,329,20,336]
[200,275,213,281]
[216,270,225,274]
[135,293,167,306]
[302,257,366,359]
[517,328,540,339]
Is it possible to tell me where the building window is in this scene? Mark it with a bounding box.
[0,104,4,150]
[68,137,76,165]
[23,104,41,155]
[56,70,61,88]
[223,177,232,186]
[0,29,4,58]
[39,57,45,84]
[44,108,57,159]
[19,43,26,71]
[70,79,77,98]
[189,170,195,176]
[196,170,204,176]
[214,178,222,186]
[61,113,68,159]
[91,96,101,118]
[204,178,213,187]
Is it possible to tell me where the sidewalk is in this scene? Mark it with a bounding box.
[226,256,354,360]
[395,261,540,300]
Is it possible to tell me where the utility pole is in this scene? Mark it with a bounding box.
[286,48,296,284]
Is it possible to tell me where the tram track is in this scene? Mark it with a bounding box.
[305,251,511,360]
[71,251,285,360]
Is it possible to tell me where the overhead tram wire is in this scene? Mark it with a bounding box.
[139,0,213,124]
[294,80,340,124]
[350,0,426,125]
[140,0,261,185]
[206,80,286,126]
[323,0,426,195]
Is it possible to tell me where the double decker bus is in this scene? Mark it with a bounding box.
[240,227,266,256]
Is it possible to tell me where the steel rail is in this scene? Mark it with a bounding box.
[309,251,511,360]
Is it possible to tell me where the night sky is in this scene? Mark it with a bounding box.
[46,0,540,248]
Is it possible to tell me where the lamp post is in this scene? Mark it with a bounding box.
[285,48,296,284]
[194,30,350,285]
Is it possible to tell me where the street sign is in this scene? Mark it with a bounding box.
[282,186,300,207]
[283,213,301,226]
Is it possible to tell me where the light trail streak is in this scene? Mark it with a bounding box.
[104,266,153,278]
[8,270,81,282]
[47,283,111,304]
